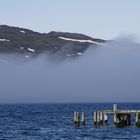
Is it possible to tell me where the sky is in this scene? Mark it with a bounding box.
[0,0,140,40]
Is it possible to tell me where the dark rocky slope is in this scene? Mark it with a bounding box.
[0,25,106,59]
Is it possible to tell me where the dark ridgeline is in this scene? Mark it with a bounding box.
[0,25,105,60]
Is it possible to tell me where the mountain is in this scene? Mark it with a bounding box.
[0,25,106,59]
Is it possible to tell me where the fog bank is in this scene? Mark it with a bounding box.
[0,37,140,103]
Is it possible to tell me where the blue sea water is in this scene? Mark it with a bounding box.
[0,103,140,140]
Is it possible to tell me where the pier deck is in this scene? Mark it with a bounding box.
[103,109,140,114]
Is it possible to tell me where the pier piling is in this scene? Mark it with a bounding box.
[94,112,97,125]
[135,113,140,127]
[81,112,85,125]
[103,112,108,124]
[100,112,103,124]
[113,104,118,111]
[74,111,80,126]
[97,111,100,125]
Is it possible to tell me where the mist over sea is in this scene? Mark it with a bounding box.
[0,36,140,103]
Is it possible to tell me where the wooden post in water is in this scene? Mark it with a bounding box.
[81,112,85,125]
[74,111,80,126]
[113,104,119,127]
[94,112,97,125]
[135,113,138,126]
[100,112,103,124]
[77,112,80,125]
[74,111,77,124]
[135,113,140,127]
[114,113,118,125]
[127,114,131,126]
[113,104,118,111]
[97,111,100,125]
[103,112,108,124]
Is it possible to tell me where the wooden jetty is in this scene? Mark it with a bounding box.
[74,104,140,127]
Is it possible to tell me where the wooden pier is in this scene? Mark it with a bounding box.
[74,104,140,127]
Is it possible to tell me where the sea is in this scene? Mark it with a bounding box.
[0,103,140,140]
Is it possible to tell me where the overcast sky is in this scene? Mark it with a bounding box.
[0,0,140,40]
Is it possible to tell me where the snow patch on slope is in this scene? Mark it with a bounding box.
[28,48,35,53]
[58,37,103,45]
[0,39,10,42]
[20,30,26,33]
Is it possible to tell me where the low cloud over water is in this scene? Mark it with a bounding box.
[0,37,140,103]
